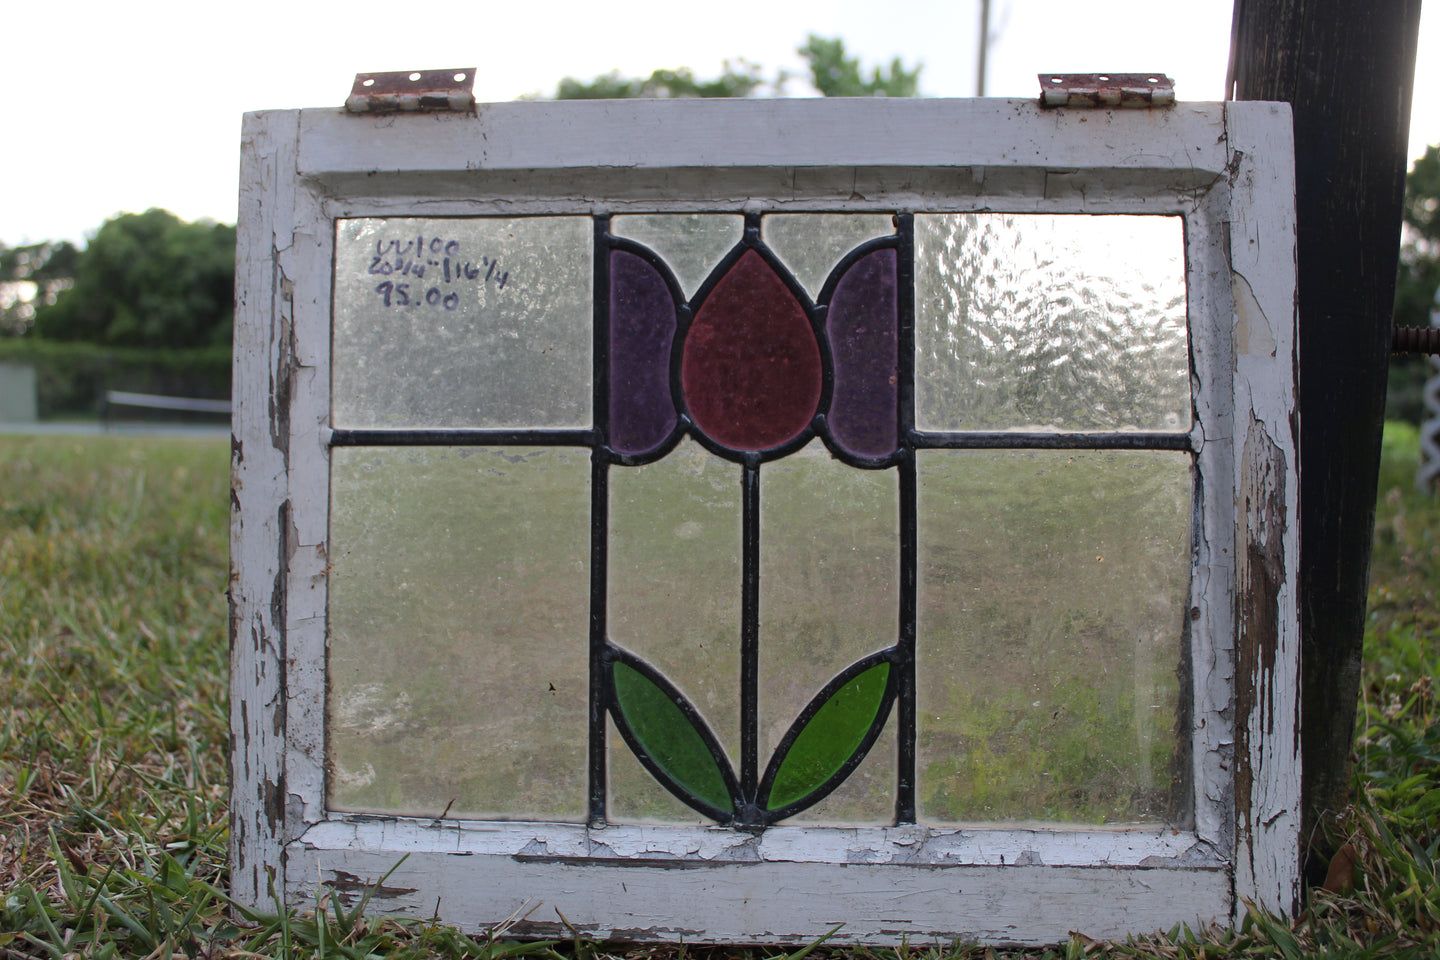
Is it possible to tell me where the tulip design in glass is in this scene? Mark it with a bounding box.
[326,211,1192,829]
[602,215,906,825]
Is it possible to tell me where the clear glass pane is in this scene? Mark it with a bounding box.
[611,214,743,300]
[762,213,896,298]
[608,438,742,773]
[327,446,591,820]
[916,449,1190,824]
[914,214,1189,432]
[333,217,593,429]
[760,441,897,823]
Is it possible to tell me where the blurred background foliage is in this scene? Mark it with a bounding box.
[1387,143,1440,423]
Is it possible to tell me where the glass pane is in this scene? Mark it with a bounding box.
[914,214,1189,432]
[682,251,821,452]
[327,446,591,820]
[611,659,735,813]
[611,214,743,300]
[787,733,894,825]
[760,441,897,823]
[916,449,1190,824]
[608,726,709,824]
[762,213,896,298]
[608,438,742,773]
[333,217,593,429]
[765,659,890,812]
[825,248,899,458]
[610,250,678,455]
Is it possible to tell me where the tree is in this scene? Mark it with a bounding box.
[31,209,235,349]
[556,60,771,99]
[1387,145,1440,422]
[798,34,921,97]
[0,239,78,337]
[1395,144,1440,329]
[551,35,920,100]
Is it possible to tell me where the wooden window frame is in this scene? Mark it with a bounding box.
[231,97,1299,945]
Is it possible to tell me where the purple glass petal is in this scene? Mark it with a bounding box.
[681,250,822,452]
[610,250,678,455]
[826,249,899,458]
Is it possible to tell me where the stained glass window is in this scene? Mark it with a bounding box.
[327,210,1193,828]
[235,97,1301,943]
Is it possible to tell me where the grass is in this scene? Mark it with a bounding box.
[1,427,1437,957]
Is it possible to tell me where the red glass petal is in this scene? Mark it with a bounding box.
[681,251,822,451]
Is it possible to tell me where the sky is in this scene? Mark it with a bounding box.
[5,0,1440,247]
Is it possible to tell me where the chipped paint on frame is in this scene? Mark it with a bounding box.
[231,97,1299,943]
[1225,101,1302,919]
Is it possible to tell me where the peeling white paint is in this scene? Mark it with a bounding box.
[1233,272,1279,359]
[1224,100,1302,920]
[232,98,1300,944]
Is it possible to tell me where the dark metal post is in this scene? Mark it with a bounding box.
[1228,0,1422,870]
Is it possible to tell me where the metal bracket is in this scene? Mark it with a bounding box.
[346,69,476,114]
[1039,73,1175,109]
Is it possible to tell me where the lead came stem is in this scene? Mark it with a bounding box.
[589,216,612,824]
[741,458,761,817]
[896,214,917,823]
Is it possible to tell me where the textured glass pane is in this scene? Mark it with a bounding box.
[333,217,592,429]
[611,214,743,300]
[914,214,1189,432]
[682,250,822,452]
[762,213,896,298]
[760,442,897,822]
[610,250,678,454]
[608,438,741,769]
[826,248,899,458]
[916,449,1190,824]
[328,446,590,820]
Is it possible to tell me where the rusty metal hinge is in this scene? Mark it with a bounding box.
[1039,73,1175,109]
[346,69,476,114]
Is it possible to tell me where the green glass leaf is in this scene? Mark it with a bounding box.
[764,658,892,812]
[610,659,735,815]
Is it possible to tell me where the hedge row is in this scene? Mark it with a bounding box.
[0,339,230,418]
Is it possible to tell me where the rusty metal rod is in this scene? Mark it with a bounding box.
[1392,326,1440,354]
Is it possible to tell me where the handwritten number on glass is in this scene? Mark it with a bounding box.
[368,234,509,312]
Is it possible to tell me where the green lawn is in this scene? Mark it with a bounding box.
[0,429,1435,957]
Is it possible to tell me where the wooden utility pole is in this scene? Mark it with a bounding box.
[1228,0,1422,872]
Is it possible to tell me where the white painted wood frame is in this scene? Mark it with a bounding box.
[231,97,1300,946]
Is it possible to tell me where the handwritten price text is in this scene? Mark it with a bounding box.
[366,233,510,311]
